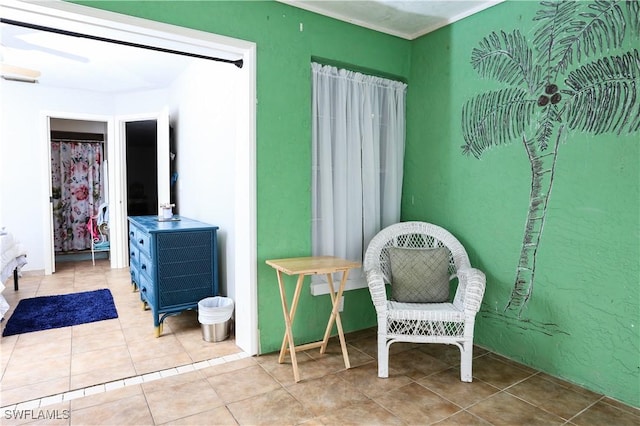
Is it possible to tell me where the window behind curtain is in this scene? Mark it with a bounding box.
[311,62,407,293]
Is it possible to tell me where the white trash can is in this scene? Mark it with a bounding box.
[198,296,234,342]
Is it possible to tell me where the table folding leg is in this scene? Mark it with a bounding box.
[267,256,360,383]
[320,270,351,369]
[276,270,352,382]
[276,270,304,381]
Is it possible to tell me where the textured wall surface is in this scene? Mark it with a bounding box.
[78,0,639,406]
[404,0,639,407]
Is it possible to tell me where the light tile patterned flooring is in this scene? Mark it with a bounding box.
[1,260,639,425]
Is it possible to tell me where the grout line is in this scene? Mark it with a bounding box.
[565,396,605,424]
[0,350,250,411]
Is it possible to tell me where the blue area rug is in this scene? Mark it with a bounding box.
[2,289,118,337]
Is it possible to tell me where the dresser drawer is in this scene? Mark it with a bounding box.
[139,250,154,279]
[129,262,139,286]
[138,273,155,307]
[134,230,152,256]
[128,226,137,243]
[129,230,139,285]
[129,244,140,266]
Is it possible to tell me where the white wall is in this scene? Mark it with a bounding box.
[0,81,114,271]
[0,64,238,284]
[114,89,170,116]
[169,60,240,300]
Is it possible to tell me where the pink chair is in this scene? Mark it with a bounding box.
[87,204,109,265]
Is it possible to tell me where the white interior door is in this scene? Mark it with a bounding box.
[156,108,170,212]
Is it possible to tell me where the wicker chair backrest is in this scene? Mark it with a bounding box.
[364,221,471,284]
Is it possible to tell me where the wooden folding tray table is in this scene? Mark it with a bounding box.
[265,256,361,382]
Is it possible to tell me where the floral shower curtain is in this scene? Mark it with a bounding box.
[51,140,104,252]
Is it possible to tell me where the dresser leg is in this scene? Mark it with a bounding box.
[154,323,163,338]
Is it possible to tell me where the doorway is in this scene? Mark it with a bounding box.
[125,120,158,216]
[49,118,109,266]
[7,0,258,355]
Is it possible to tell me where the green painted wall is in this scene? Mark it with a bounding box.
[75,0,638,407]
[404,1,639,407]
[76,1,410,353]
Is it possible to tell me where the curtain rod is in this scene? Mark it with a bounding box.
[51,131,104,143]
[52,138,104,144]
[1,18,243,69]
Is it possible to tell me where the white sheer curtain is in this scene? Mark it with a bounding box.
[311,62,407,286]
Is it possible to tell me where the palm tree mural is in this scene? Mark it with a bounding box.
[462,0,639,325]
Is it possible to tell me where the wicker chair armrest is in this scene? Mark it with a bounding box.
[457,267,486,314]
[365,269,388,314]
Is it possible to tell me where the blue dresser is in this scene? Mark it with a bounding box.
[128,215,219,337]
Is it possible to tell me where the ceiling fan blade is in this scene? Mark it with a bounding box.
[0,63,41,78]
[1,26,89,63]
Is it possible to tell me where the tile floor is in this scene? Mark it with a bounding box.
[1,260,639,425]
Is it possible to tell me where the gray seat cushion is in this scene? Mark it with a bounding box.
[388,247,450,303]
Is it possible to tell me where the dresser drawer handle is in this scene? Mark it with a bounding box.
[141,264,147,270]
[130,252,135,258]
[130,231,135,238]
[139,239,144,245]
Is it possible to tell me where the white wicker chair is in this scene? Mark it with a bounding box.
[363,221,486,382]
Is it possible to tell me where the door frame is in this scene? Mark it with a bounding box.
[21,0,258,355]
[113,111,170,270]
[42,112,114,274]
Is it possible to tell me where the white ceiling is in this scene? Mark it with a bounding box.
[0,21,196,93]
[0,1,502,93]
[280,0,504,40]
